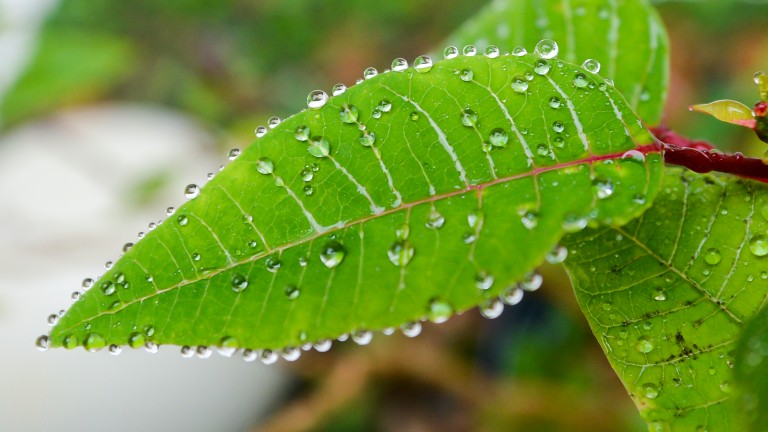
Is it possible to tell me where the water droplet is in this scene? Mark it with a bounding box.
[354,132,375,150]
[179,345,194,358]
[71,291,81,301]
[101,281,116,296]
[260,349,278,365]
[480,298,504,319]
[520,210,539,230]
[231,274,248,292]
[520,272,543,291]
[35,335,49,351]
[534,59,551,75]
[654,290,667,301]
[642,383,659,399]
[720,380,732,393]
[303,185,314,196]
[254,126,267,137]
[308,137,331,158]
[592,178,614,199]
[460,108,478,127]
[546,244,568,264]
[443,46,459,59]
[378,99,392,113]
[414,55,433,73]
[562,213,588,232]
[166,206,175,216]
[81,278,94,289]
[511,46,527,57]
[750,235,768,256]
[552,121,565,133]
[511,77,529,93]
[267,116,281,128]
[319,240,346,269]
[62,334,78,349]
[573,73,589,89]
[104,261,113,269]
[265,256,282,272]
[191,345,210,359]
[127,332,145,349]
[534,39,559,59]
[425,210,445,230]
[314,339,332,352]
[339,104,359,124]
[371,108,382,119]
[622,150,646,162]
[307,90,329,109]
[427,298,454,323]
[391,58,408,72]
[84,333,106,352]
[253,157,274,175]
[401,321,422,338]
[462,45,477,56]
[295,125,310,142]
[388,240,415,267]
[548,96,561,109]
[184,184,200,199]
[704,248,722,265]
[501,286,524,305]
[228,148,240,160]
[331,83,347,96]
[282,284,300,300]
[489,128,508,147]
[582,58,601,74]
[281,346,301,361]
[108,344,122,356]
[215,336,238,357]
[363,67,378,80]
[475,271,495,290]
[410,112,420,121]
[460,69,473,82]
[352,330,373,345]
[636,336,654,353]
[484,45,500,58]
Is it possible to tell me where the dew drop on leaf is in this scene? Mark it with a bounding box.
[519,210,539,230]
[582,58,601,74]
[63,334,78,349]
[228,148,240,160]
[363,67,378,80]
[128,332,145,349]
[489,128,508,147]
[426,210,445,230]
[573,73,589,89]
[460,108,478,127]
[101,281,115,296]
[501,286,524,305]
[475,270,495,290]
[552,121,565,133]
[704,248,722,265]
[82,277,94,289]
[307,90,329,109]
[303,185,314,196]
[636,336,654,353]
[308,137,331,158]
[460,69,473,82]
[256,157,274,175]
[295,125,310,142]
[254,126,267,137]
[391,58,408,72]
[267,116,281,129]
[642,383,660,399]
[260,349,278,365]
[320,240,346,269]
[401,321,422,338]
[331,83,346,96]
[231,274,248,292]
[545,244,568,264]
[184,184,200,199]
[749,235,768,257]
[352,330,373,345]
[511,76,529,93]
[534,59,551,75]
[443,46,459,59]
[427,298,454,323]
[534,39,559,59]
[339,104,359,124]
[413,55,433,73]
[480,298,504,319]
[592,178,615,199]
[35,335,49,351]
[484,45,500,58]
[83,332,105,352]
[462,45,477,56]
[548,96,561,109]
[282,347,301,361]
[108,344,122,356]
[387,240,415,267]
[520,272,543,292]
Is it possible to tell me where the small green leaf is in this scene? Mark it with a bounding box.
[690,99,757,129]
[49,52,663,355]
[564,168,768,431]
[445,0,669,125]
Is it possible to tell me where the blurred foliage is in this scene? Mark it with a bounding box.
[4,1,768,431]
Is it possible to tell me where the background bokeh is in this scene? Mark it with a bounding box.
[1,1,767,431]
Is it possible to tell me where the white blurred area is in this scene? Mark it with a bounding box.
[0,2,287,431]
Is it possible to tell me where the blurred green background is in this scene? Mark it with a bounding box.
[1,1,767,431]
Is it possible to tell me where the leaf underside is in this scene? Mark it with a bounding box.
[50,53,663,352]
[564,168,768,431]
[446,0,669,125]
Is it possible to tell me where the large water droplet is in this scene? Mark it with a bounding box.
[414,55,433,73]
[295,125,310,142]
[548,96,561,109]
[184,184,200,199]
[463,45,477,56]
[35,335,50,351]
[636,336,654,353]
[460,108,478,127]
[545,244,568,264]
[313,339,332,352]
[501,286,524,305]
[428,298,454,323]
[704,248,722,265]
[256,157,274,175]
[475,271,495,290]
[401,321,422,338]
[426,210,445,230]
[489,128,508,148]
[484,45,500,58]
[267,116,281,129]
[582,58,601,74]
[352,330,373,345]
[750,235,768,257]
[511,77,529,93]
[642,383,659,399]
[443,46,459,59]
[562,213,588,232]
[460,69,473,82]
[573,73,589,88]
[307,90,329,109]
[534,39,559,59]
[83,333,106,352]
[388,240,415,267]
[308,137,331,158]
[534,59,551,75]
[228,148,240,160]
[520,272,543,291]
[284,285,300,300]
[480,298,504,319]
[108,344,122,356]
[339,104,359,124]
[231,274,248,292]
[331,83,346,96]
[282,346,301,361]
[320,240,346,268]
[363,67,378,80]
[511,46,527,57]
[391,58,408,72]
[260,349,278,365]
[592,178,614,199]
[254,126,267,137]
[101,281,116,296]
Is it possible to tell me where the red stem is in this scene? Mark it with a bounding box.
[651,126,768,184]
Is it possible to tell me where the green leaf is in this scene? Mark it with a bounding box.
[735,303,768,432]
[563,168,768,431]
[47,52,663,356]
[446,0,669,125]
